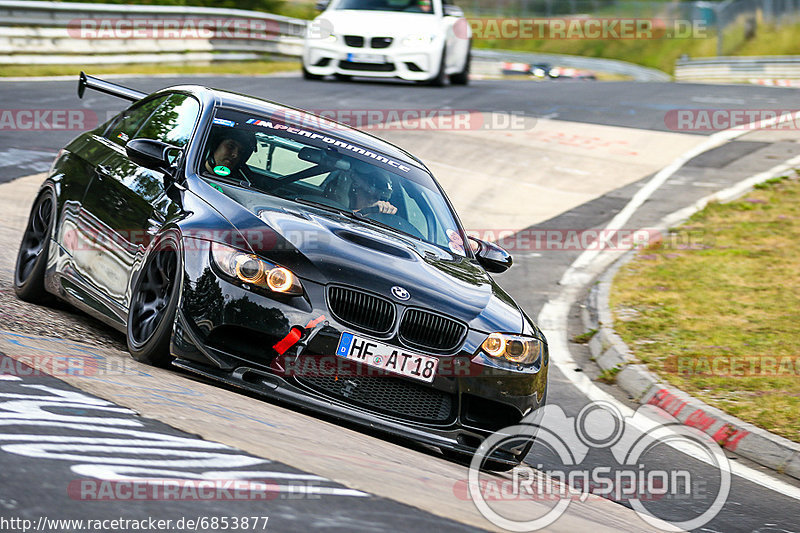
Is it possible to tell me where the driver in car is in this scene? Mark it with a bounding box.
[203,129,256,181]
[349,165,398,214]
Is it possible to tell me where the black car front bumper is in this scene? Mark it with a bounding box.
[171,243,548,463]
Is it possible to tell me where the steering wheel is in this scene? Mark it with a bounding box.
[366,211,424,239]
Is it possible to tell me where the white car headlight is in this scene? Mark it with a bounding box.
[211,243,303,296]
[402,33,436,46]
[481,333,545,366]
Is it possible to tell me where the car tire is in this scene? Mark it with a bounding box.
[302,66,324,80]
[449,48,470,85]
[428,50,447,87]
[126,234,181,367]
[14,188,55,304]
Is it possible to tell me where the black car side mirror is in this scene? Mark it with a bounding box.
[469,237,513,273]
[315,0,329,10]
[126,138,180,175]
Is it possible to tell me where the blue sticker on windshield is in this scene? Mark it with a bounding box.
[213,118,236,127]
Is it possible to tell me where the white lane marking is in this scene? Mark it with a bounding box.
[0,148,55,162]
[554,166,591,176]
[0,148,56,172]
[690,97,746,105]
[538,112,800,502]
[662,154,800,231]
[561,126,744,287]
[0,380,369,498]
[0,376,22,381]
[561,109,796,288]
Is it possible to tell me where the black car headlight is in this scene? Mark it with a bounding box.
[481,333,544,366]
[211,243,303,296]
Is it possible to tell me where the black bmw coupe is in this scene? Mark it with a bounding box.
[14,73,548,468]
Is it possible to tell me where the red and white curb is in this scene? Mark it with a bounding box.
[583,152,800,481]
[538,110,800,501]
[749,79,800,88]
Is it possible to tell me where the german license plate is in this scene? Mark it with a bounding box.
[336,332,438,383]
[347,52,386,64]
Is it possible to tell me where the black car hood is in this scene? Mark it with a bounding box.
[203,184,523,334]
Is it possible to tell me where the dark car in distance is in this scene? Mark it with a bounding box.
[14,73,548,469]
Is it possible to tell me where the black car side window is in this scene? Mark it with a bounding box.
[134,94,201,148]
[104,96,169,147]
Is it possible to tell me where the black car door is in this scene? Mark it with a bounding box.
[66,94,169,322]
[77,93,200,320]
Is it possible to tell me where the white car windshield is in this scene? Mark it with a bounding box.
[334,0,435,14]
[200,110,468,256]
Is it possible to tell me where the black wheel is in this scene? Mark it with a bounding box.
[14,189,55,303]
[449,48,470,85]
[333,73,352,81]
[127,236,180,366]
[302,66,323,80]
[428,50,447,87]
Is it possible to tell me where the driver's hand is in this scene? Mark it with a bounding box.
[372,201,397,214]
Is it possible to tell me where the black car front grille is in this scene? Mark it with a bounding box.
[344,35,364,47]
[399,309,466,352]
[371,36,392,48]
[328,286,395,334]
[338,61,395,72]
[296,375,454,423]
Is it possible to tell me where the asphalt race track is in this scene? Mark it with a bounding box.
[1,74,799,532]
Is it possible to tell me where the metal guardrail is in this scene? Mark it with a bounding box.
[0,0,673,82]
[0,0,307,32]
[0,0,306,64]
[675,55,800,82]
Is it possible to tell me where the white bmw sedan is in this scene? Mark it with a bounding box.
[302,0,471,86]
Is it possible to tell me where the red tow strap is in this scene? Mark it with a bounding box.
[271,315,327,355]
[273,328,303,355]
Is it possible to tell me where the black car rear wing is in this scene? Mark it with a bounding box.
[77,71,146,102]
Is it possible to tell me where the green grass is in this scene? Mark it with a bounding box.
[597,366,622,384]
[734,22,800,56]
[7,2,800,77]
[276,1,319,20]
[473,21,800,74]
[573,329,598,344]
[611,175,800,442]
[0,60,300,78]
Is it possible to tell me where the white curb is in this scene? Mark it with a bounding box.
[583,156,800,480]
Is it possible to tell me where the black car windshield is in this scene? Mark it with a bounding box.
[198,110,467,256]
[334,0,435,14]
